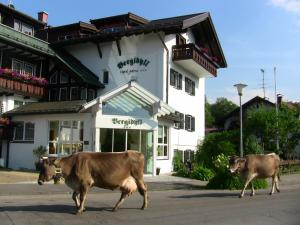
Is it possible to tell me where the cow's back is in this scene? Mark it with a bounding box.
[244,154,280,178]
[71,151,144,190]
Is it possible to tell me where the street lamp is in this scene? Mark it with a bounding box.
[234,83,247,157]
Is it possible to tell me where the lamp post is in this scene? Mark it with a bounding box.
[234,83,247,157]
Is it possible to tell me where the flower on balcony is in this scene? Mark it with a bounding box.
[199,47,209,54]
[0,117,11,125]
[0,68,48,86]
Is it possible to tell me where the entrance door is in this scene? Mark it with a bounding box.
[100,128,153,174]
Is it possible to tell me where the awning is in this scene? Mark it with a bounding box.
[82,81,178,119]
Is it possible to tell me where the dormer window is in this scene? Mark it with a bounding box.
[14,19,33,36]
[12,59,36,76]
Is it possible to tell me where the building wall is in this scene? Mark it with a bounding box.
[8,113,93,170]
[63,30,209,173]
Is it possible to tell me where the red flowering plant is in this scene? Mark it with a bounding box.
[0,117,10,126]
[0,68,48,86]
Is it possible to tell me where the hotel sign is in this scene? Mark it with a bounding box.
[117,57,150,75]
[112,118,143,128]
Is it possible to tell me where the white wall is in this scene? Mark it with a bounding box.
[8,113,93,170]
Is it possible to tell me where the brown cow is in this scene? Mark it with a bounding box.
[228,153,280,198]
[38,151,148,214]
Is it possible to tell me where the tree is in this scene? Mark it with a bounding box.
[245,105,300,159]
[210,97,238,127]
[205,97,215,127]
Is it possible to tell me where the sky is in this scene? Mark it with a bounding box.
[4,0,300,104]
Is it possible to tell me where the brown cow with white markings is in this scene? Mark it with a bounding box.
[229,153,280,198]
[38,151,148,214]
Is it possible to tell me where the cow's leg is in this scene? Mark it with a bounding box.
[250,182,255,197]
[113,192,127,212]
[76,185,89,215]
[72,191,80,209]
[240,174,256,198]
[275,174,280,193]
[136,179,148,210]
[270,175,276,195]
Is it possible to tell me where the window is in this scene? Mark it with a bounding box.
[70,87,79,100]
[12,59,36,76]
[49,88,58,101]
[170,69,182,90]
[157,125,168,159]
[13,122,35,141]
[185,115,195,132]
[14,19,33,36]
[176,34,186,45]
[48,120,84,155]
[185,77,195,96]
[49,72,58,84]
[59,87,68,101]
[103,71,109,84]
[60,72,69,84]
[80,88,87,100]
[87,89,95,101]
[174,111,184,129]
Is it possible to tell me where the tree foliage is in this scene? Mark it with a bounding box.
[210,97,238,127]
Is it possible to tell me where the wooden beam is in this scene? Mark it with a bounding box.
[116,39,121,56]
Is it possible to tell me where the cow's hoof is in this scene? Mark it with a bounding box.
[75,211,82,215]
[250,193,255,197]
[112,207,118,212]
[239,194,243,198]
[269,192,273,196]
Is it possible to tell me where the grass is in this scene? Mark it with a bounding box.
[0,167,38,184]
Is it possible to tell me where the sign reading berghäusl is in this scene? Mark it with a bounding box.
[117,57,150,75]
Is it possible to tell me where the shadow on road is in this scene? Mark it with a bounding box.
[171,192,238,199]
[0,204,112,215]
[148,182,205,191]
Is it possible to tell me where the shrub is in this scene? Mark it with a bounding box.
[244,135,264,155]
[173,164,190,178]
[206,171,268,190]
[173,150,184,172]
[32,145,47,160]
[213,153,229,173]
[190,165,215,181]
[195,131,238,170]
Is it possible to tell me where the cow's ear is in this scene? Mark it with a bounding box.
[238,158,246,164]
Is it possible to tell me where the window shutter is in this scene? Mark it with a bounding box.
[185,77,188,93]
[178,73,182,90]
[170,69,175,86]
[192,82,195,96]
[185,114,189,130]
[103,71,109,84]
[191,117,195,132]
[180,113,184,129]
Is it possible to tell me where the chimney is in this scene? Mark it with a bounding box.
[38,11,48,24]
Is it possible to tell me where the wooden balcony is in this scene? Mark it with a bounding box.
[0,70,47,98]
[172,44,218,77]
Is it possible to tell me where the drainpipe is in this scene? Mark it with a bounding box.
[5,139,9,168]
[157,33,169,104]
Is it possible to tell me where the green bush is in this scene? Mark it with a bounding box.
[195,131,239,170]
[244,135,264,155]
[190,165,215,181]
[173,164,190,178]
[32,145,47,160]
[206,171,268,190]
[173,150,183,172]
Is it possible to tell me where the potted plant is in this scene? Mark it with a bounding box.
[32,145,47,171]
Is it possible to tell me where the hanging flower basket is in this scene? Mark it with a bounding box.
[22,83,28,92]
[14,81,21,91]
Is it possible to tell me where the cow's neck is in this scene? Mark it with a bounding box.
[54,157,72,177]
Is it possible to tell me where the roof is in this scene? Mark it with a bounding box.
[0,3,45,26]
[221,96,275,122]
[54,49,104,88]
[48,21,98,32]
[3,100,86,116]
[50,12,226,68]
[82,81,178,119]
[0,23,55,56]
[91,12,149,26]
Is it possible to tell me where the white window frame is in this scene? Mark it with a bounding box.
[14,19,34,36]
[13,121,35,141]
[59,87,68,101]
[157,125,169,160]
[12,58,36,76]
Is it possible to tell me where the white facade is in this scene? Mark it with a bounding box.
[5,25,218,174]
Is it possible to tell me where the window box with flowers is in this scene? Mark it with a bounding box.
[0,68,48,97]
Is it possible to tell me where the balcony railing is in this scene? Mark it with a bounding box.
[0,68,47,98]
[172,43,218,76]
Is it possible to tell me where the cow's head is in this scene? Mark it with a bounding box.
[37,157,57,185]
[228,156,246,174]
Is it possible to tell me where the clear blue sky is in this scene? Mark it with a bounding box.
[6,0,300,104]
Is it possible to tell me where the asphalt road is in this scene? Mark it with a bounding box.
[0,174,299,225]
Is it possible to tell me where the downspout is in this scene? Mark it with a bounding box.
[157,33,169,104]
[6,139,9,168]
